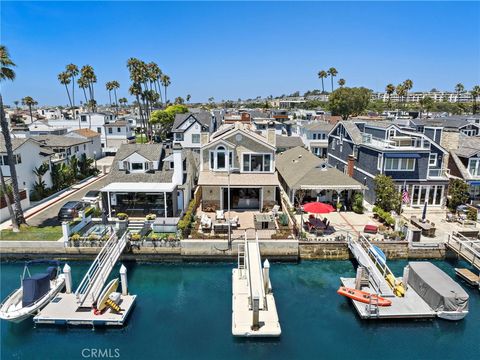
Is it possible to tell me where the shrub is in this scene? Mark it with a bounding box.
[278,213,289,227]
[373,207,395,227]
[467,207,477,221]
[130,233,141,241]
[178,199,196,238]
[116,213,128,220]
[84,207,95,218]
[149,234,159,241]
[145,214,156,221]
[70,233,81,241]
[88,234,99,241]
[352,193,364,214]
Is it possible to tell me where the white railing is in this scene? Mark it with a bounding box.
[448,232,480,270]
[428,168,450,178]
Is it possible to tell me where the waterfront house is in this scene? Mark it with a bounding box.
[448,135,480,205]
[100,143,197,224]
[327,121,449,207]
[65,128,103,159]
[198,122,278,211]
[172,111,217,151]
[299,121,335,158]
[276,146,363,207]
[28,120,68,136]
[410,117,480,138]
[0,137,53,192]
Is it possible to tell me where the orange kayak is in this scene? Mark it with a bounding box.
[337,286,392,307]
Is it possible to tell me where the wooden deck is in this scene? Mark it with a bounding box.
[454,268,480,288]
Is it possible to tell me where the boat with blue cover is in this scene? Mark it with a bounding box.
[0,260,65,323]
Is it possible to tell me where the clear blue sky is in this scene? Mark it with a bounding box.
[2,1,480,106]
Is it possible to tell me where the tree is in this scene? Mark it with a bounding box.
[385,84,395,107]
[374,174,401,213]
[447,178,469,212]
[21,96,38,123]
[118,97,128,108]
[419,96,434,118]
[327,67,338,92]
[174,96,184,104]
[66,64,79,122]
[0,47,26,228]
[395,84,406,107]
[455,83,464,102]
[338,78,346,87]
[58,71,73,118]
[80,65,97,112]
[186,94,191,103]
[471,85,480,114]
[160,74,171,104]
[0,45,16,81]
[150,104,188,140]
[32,162,50,199]
[328,87,372,120]
[403,79,413,104]
[317,70,328,94]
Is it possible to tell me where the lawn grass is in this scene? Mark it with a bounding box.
[135,134,148,144]
[0,225,63,241]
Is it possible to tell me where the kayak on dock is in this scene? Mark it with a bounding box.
[337,286,392,307]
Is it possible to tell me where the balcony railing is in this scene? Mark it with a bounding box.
[427,168,450,178]
[361,133,430,150]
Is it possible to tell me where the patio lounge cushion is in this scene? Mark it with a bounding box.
[364,225,378,234]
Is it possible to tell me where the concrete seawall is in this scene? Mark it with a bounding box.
[0,239,446,261]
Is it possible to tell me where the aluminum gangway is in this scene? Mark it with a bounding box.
[347,234,394,296]
[447,232,480,271]
[245,234,266,310]
[74,228,129,308]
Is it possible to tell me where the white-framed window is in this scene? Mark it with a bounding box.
[108,128,113,134]
[175,133,184,141]
[131,162,144,171]
[388,128,395,138]
[242,153,272,172]
[468,158,480,176]
[462,129,476,136]
[377,154,383,171]
[429,153,437,166]
[209,145,233,171]
[385,158,415,171]
[75,146,79,152]
[192,134,200,144]
[340,144,343,153]
[331,140,335,150]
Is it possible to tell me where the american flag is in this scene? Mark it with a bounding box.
[402,182,410,204]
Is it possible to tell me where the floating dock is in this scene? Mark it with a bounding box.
[455,268,480,288]
[34,230,136,326]
[446,232,480,271]
[232,234,281,337]
[342,235,436,319]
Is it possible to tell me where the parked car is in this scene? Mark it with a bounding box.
[57,201,87,221]
[82,190,101,205]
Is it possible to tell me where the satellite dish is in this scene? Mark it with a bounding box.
[235,134,242,142]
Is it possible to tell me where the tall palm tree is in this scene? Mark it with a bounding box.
[396,84,406,108]
[21,96,38,124]
[111,80,120,113]
[118,97,128,108]
[80,65,97,111]
[471,85,480,114]
[160,74,171,104]
[66,64,79,119]
[58,71,73,118]
[403,79,413,106]
[455,83,464,103]
[327,67,338,92]
[105,81,114,108]
[385,83,395,107]
[338,78,346,87]
[0,45,16,82]
[78,76,89,104]
[0,46,25,228]
[317,70,328,94]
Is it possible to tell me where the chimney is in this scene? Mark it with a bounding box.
[200,132,210,146]
[172,143,183,185]
[347,154,355,177]
[266,128,276,147]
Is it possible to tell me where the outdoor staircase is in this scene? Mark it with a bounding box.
[128,220,146,233]
[367,293,380,318]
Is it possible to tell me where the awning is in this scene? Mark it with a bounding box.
[469,181,480,186]
[384,153,421,158]
[100,182,176,193]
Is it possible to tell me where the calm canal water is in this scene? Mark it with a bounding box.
[1,259,479,360]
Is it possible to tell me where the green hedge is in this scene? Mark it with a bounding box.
[178,199,197,238]
[373,206,395,227]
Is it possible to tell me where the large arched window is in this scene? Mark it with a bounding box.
[216,146,226,169]
[209,145,233,171]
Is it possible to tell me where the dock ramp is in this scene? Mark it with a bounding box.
[74,228,128,308]
[447,232,480,271]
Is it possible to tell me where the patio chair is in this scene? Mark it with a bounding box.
[216,210,225,220]
[201,214,212,231]
[271,205,280,216]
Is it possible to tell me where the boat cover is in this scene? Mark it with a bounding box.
[46,266,57,280]
[407,262,469,312]
[22,273,50,307]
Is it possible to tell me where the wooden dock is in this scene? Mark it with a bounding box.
[454,268,480,288]
[340,278,436,320]
[33,293,136,326]
[446,233,480,271]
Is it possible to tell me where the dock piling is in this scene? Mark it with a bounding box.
[63,263,72,294]
[263,259,270,294]
[252,291,260,331]
[120,264,128,295]
[402,265,410,291]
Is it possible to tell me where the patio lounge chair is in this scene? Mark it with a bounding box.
[216,210,225,220]
[201,214,212,231]
[271,205,280,216]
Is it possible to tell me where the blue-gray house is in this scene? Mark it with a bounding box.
[327,120,449,207]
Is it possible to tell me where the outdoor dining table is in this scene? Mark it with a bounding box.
[308,218,327,230]
[411,217,436,237]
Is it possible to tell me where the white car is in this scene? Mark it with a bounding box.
[81,190,101,205]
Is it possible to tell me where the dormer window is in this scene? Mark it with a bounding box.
[131,162,144,171]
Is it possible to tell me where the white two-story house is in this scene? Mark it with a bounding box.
[198,122,278,211]
[172,112,217,150]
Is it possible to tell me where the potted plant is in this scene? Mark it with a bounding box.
[130,233,141,242]
[116,212,128,221]
[145,213,156,222]
[336,202,342,212]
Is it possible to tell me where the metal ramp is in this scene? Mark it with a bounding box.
[447,232,480,271]
[245,234,266,310]
[347,235,393,296]
[74,228,129,308]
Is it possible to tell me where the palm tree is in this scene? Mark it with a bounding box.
[327,67,338,92]
[77,76,89,105]
[471,85,480,114]
[13,100,19,112]
[338,78,346,87]
[385,84,395,107]
[396,84,406,108]
[80,65,97,111]
[118,97,128,108]
[105,81,114,108]
[160,74,171,104]
[317,70,328,94]
[186,94,191,103]
[0,46,25,228]
[403,79,413,106]
[455,83,464,103]
[0,45,16,81]
[66,64,79,119]
[21,96,38,124]
[58,71,74,118]
[111,81,120,113]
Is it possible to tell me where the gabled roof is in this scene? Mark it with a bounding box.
[207,123,275,150]
[276,135,304,149]
[454,134,480,158]
[172,112,211,132]
[276,147,362,190]
[31,135,90,148]
[116,143,163,162]
[361,120,397,129]
[339,121,363,144]
[0,137,30,153]
[411,117,472,129]
[303,122,335,132]
[71,128,101,138]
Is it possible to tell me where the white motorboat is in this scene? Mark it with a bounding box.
[0,260,65,323]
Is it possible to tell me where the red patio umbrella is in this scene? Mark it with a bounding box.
[302,202,335,214]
